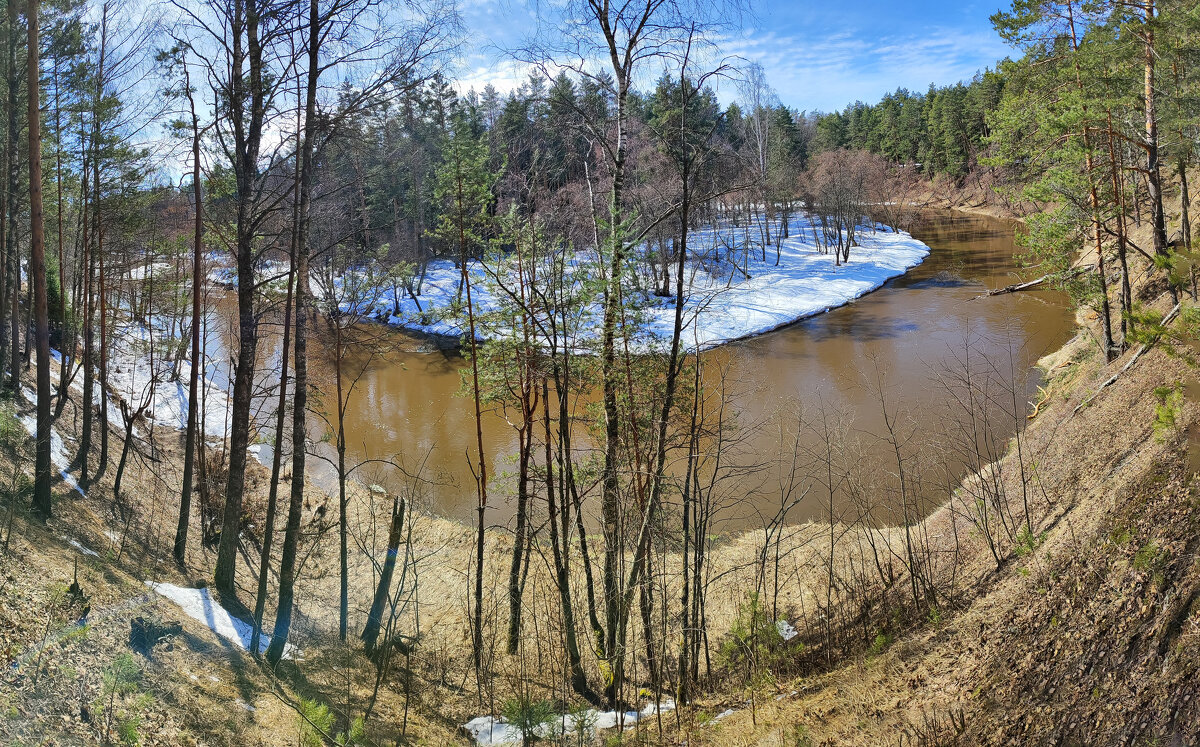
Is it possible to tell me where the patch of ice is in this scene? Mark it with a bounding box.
[62,536,99,558]
[145,581,297,659]
[463,717,523,746]
[714,708,736,720]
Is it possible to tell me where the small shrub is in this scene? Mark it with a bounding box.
[868,632,891,657]
[927,606,943,627]
[1013,526,1046,557]
[719,592,785,677]
[116,713,142,746]
[500,695,556,745]
[1153,383,1184,442]
[102,654,141,698]
[336,716,365,746]
[0,404,26,453]
[298,698,334,747]
[784,724,814,747]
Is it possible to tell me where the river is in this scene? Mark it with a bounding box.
[210,211,1075,532]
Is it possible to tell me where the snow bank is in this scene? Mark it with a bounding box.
[145,581,297,659]
[332,211,929,352]
[106,319,232,440]
[463,699,675,745]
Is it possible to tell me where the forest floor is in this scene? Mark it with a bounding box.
[0,200,1197,745]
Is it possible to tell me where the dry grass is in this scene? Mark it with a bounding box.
[2,200,1198,744]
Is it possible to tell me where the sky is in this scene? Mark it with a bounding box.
[454,0,1015,113]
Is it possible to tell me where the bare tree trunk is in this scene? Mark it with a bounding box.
[2,0,18,394]
[336,319,349,641]
[215,0,268,599]
[249,245,293,656]
[0,23,11,396]
[267,0,317,664]
[1067,1,1116,359]
[361,496,405,653]
[29,0,53,520]
[176,61,205,566]
[1143,0,1169,266]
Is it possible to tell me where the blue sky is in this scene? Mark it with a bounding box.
[455,0,1014,113]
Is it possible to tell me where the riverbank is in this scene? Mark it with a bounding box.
[326,211,931,351]
[1,203,1194,745]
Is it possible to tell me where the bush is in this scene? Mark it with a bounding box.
[500,695,556,745]
[298,699,334,747]
[719,592,786,681]
[1153,383,1184,442]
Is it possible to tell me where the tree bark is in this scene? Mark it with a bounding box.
[175,60,204,566]
[29,0,53,520]
[361,495,405,653]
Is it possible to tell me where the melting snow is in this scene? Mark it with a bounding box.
[332,212,930,352]
[776,619,798,641]
[63,537,99,558]
[463,699,675,745]
[145,581,297,659]
[18,408,85,497]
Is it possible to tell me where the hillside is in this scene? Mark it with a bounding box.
[0,212,1192,747]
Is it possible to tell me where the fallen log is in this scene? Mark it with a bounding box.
[976,267,1086,298]
[1072,302,1182,415]
[984,275,1050,296]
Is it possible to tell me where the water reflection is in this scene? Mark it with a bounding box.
[231,212,1074,531]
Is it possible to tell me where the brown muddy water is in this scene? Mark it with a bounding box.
[211,211,1076,533]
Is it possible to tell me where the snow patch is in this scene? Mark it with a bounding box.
[463,699,675,745]
[61,536,99,558]
[776,619,798,641]
[106,319,232,439]
[145,581,297,659]
[335,212,930,352]
[18,411,85,497]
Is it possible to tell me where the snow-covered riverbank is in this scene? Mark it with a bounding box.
[337,211,930,351]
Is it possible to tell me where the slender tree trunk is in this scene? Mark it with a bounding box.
[214,0,267,598]
[29,0,53,520]
[52,57,67,412]
[458,174,489,678]
[78,157,92,484]
[2,0,18,395]
[336,320,349,641]
[600,77,629,701]
[1179,158,1191,250]
[0,1,10,397]
[1067,1,1116,359]
[94,154,109,478]
[248,246,294,655]
[1143,0,1168,264]
[176,65,204,566]
[267,0,318,664]
[362,496,405,653]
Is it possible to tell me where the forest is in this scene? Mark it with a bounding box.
[1,0,1199,744]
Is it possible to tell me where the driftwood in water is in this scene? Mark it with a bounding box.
[977,267,1087,298]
